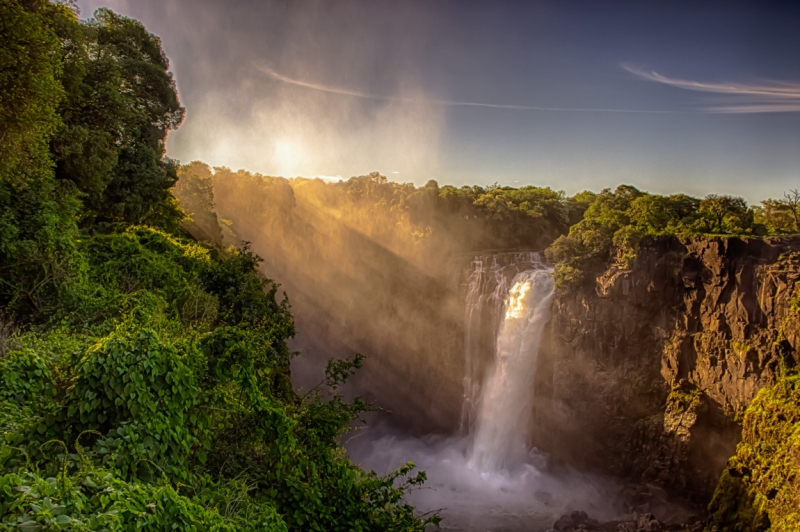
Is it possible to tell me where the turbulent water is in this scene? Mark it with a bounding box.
[349,253,620,531]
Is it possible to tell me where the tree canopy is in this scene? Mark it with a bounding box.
[546,185,769,290]
[52,7,185,224]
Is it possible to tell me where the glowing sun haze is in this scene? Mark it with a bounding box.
[76,0,800,202]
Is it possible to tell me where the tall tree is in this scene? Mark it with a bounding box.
[0,0,83,316]
[51,7,185,225]
[782,189,800,232]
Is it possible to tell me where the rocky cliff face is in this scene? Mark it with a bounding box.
[533,236,800,499]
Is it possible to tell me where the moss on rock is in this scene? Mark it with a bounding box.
[707,374,800,531]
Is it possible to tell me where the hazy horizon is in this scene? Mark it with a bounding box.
[75,0,800,203]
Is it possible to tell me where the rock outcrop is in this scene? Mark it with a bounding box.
[549,510,704,532]
[533,236,800,499]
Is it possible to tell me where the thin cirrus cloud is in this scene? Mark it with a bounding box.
[258,65,681,114]
[622,63,800,113]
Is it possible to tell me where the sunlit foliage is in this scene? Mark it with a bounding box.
[0,3,438,529]
[546,185,766,290]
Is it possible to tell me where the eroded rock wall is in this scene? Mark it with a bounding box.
[533,237,800,499]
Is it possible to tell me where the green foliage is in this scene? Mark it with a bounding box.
[0,467,290,531]
[1,0,187,320]
[546,186,763,291]
[0,227,437,529]
[0,0,86,320]
[0,347,54,406]
[694,195,756,235]
[80,226,211,314]
[201,243,294,336]
[67,327,199,480]
[707,374,800,531]
[754,190,800,235]
[0,0,64,178]
[51,7,185,227]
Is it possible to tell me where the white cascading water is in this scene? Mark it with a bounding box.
[468,268,555,472]
[460,252,542,435]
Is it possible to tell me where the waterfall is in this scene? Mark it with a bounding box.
[462,255,554,472]
[349,254,621,530]
[460,252,544,434]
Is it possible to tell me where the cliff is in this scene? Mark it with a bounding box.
[534,236,800,500]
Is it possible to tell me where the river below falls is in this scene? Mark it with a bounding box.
[347,425,625,532]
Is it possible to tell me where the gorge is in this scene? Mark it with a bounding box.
[174,165,800,530]
[4,4,800,529]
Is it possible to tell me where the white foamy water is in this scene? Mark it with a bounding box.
[349,428,620,531]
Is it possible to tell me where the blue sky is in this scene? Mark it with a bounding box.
[76,0,800,203]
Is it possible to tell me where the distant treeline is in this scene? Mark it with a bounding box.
[176,163,800,289]
[176,163,589,263]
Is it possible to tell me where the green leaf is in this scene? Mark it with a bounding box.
[55,514,73,525]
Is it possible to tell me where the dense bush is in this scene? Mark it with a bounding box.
[707,374,800,531]
[0,228,440,530]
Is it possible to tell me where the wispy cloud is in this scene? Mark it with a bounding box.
[259,65,679,114]
[622,63,800,113]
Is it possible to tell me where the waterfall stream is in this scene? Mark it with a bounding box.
[469,268,555,472]
[461,252,544,434]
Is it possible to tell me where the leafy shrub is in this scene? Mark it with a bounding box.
[0,467,289,531]
[0,226,438,529]
[67,326,199,480]
[0,349,54,406]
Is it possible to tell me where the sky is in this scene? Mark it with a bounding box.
[75,0,800,202]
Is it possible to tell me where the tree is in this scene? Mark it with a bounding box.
[0,0,83,317]
[695,195,755,235]
[782,189,800,232]
[51,7,185,226]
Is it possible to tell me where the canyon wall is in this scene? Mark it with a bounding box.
[533,236,800,499]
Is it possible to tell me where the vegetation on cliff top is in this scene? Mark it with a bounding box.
[545,185,800,291]
[177,163,799,294]
[177,162,593,268]
[0,2,437,529]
